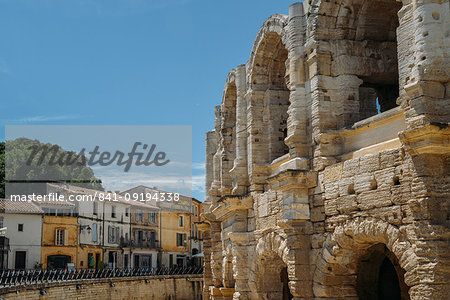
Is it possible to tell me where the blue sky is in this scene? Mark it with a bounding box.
[0,0,297,201]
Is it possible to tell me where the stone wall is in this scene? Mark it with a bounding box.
[201,1,449,299]
[0,275,203,300]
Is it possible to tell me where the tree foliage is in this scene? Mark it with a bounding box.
[0,138,103,198]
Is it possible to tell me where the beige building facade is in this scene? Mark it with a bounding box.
[202,1,449,300]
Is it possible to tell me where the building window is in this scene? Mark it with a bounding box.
[178,216,183,227]
[18,224,24,232]
[56,229,65,246]
[111,206,116,218]
[0,216,3,228]
[125,208,129,217]
[93,202,98,215]
[92,223,98,243]
[176,233,187,247]
[108,226,119,244]
[192,224,198,239]
[149,212,157,223]
[136,209,143,222]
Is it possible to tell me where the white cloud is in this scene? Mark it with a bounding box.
[192,162,205,171]
[191,173,205,193]
[6,115,83,124]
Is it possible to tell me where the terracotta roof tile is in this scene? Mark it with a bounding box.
[0,199,44,214]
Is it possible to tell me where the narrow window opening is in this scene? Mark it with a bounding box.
[370,179,378,190]
[348,184,355,195]
[393,176,400,186]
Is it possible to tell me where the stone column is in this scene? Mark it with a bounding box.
[400,0,448,128]
[209,221,224,299]
[281,221,314,299]
[398,3,449,297]
[210,106,223,202]
[268,170,317,299]
[229,230,252,300]
[285,2,309,168]
[206,131,218,204]
[201,229,213,300]
[231,65,249,195]
[246,89,269,192]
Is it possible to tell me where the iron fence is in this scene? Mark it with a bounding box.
[0,266,203,288]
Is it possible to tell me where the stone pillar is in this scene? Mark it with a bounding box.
[398,3,449,297]
[210,106,223,202]
[201,229,213,300]
[281,221,314,299]
[229,231,252,300]
[268,170,317,299]
[285,2,309,168]
[309,74,362,170]
[210,221,223,295]
[231,65,249,195]
[400,0,448,128]
[206,131,218,204]
[246,89,269,192]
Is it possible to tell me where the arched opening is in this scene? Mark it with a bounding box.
[251,31,290,164]
[355,0,402,119]
[357,244,410,300]
[326,0,402,126]
[255,251,293,300]
[223,251,235,288]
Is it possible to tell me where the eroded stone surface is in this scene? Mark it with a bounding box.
[201,1,449,299]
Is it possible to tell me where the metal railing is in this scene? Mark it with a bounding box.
[0,266,203,288]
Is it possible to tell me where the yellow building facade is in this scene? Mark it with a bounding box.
[77,244,103,269]
[41,215,78,269]
[160,210,191,268]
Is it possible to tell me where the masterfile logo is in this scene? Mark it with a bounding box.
[5,125,192,203]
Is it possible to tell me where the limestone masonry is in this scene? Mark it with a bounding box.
[200,1,449,299]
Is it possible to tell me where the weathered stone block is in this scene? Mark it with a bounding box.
[357,188,392,210]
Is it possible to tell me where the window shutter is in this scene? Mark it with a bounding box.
[55,229,58,245]
[115,227,119,243]
[183,233,187,246]
[64,229,69,245]
[108,226,111,243]
[92,223,98,242]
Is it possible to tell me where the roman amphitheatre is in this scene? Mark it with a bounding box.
[200,1,449,299]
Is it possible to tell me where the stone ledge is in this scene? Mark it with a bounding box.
[267,169,317,191]
[399,123,450,156]
[211,195,252,221]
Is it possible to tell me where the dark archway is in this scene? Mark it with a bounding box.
[280,266,293,300]
[255,251,293,300]
[357,244,410,300]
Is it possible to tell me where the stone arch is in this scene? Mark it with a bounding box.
[307,0,403,127]
[247,14,288,90]
[313,218,417,299]
[255,231,289,264]
[219,69,237,195]
[246,15,290,186]
[249,231,295,299]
